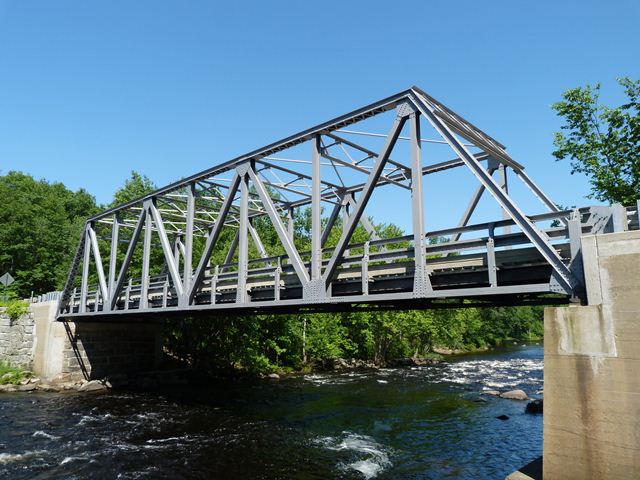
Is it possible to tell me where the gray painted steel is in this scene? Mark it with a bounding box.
[56,87,640,321]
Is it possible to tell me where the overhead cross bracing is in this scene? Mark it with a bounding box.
[56,87,640,320]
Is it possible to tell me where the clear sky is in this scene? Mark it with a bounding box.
[0,0,638,231]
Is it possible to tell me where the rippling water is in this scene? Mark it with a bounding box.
[0,343,543,479]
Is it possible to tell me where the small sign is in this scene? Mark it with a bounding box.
[0,272,15,287]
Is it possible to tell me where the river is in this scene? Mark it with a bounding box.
[0,343,543,479]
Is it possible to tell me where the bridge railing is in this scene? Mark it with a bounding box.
[60,204,639,315]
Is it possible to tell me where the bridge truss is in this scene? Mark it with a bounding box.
[57,87,640,319]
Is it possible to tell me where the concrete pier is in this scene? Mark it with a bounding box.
[544,230,640,479]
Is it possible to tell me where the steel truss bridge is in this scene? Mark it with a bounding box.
[57,87,640,320]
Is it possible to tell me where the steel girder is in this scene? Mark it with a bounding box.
[58,86,595,319]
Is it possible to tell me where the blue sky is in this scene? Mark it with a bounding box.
[0,0,638,231]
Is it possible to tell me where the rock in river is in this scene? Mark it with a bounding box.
[525,398,543,414]
[78,380,108,392]
[500,389,528,401]
[481,390,501,397]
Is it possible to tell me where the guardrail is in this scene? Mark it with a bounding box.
[58,203,640,317]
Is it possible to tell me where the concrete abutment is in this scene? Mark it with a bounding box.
[29,301,162,381]
[544,230,640,479]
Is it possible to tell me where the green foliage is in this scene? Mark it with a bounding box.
[0,361,31,385]
[0,171,98,296]
[110,171,157,207]
[3,300,28,323]
[552,77,640,204]
[164,306,544,375]
[1,168,545,378]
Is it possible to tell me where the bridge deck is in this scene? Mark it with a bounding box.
[59,205,639,319]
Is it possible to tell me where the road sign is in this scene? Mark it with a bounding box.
[0,272,15,287]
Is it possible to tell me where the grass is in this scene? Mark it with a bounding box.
[0,361,31,385]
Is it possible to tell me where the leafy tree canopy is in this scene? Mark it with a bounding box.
[552,77,640,204]
[0,171,98,296]
[110,171,157,207]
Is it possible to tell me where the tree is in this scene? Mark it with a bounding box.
[110,171,157,206]
[0,171,98,296]
[552,77,640,204]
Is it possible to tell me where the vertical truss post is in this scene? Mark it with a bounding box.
[287,207,294,241]
[183,183,196,301]
[79,227,90,313]
[107,214,119,309]
[567,209,585,296]
[124,278,132,310]
[486,223,497,288]
[611,203,628,232]
[322,106,409,288]
[210,265,218,304]
[362,241,370,295]
[311,135,322,281]
[568,209,582,261]
[410,112,432,296]
[162,280,169,308]
[236,170,250,304]
[411,94,579,294]
[497,162,511,238]
[274,257,281,301]
[140,204,152,309]
[342,195,350,257]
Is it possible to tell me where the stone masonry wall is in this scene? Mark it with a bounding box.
[62,321,163,381]
[0,308,35,369]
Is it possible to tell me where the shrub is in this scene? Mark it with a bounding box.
[0,361,31,385]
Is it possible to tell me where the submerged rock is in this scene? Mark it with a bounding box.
[496,414,510,420]
[500,389,528,401]
[525,398,543,414]
[481,390,501,397]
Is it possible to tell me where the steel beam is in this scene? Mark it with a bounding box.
[321,197,343,248]
[410,113,432,295]
[148,201,185,298]
[248,166,310,285]
[248,219,269,259]
[79,228,90,313]
[311,135,322,280]
[236,173,249,303]
[110,209,147,310]
[87,224,109,302]
[188,173,241,302]
[107,214,119,304]
[323,107,408,287]
[140,206,152,309]
[183,184,195,297]
[410,93,579,293]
